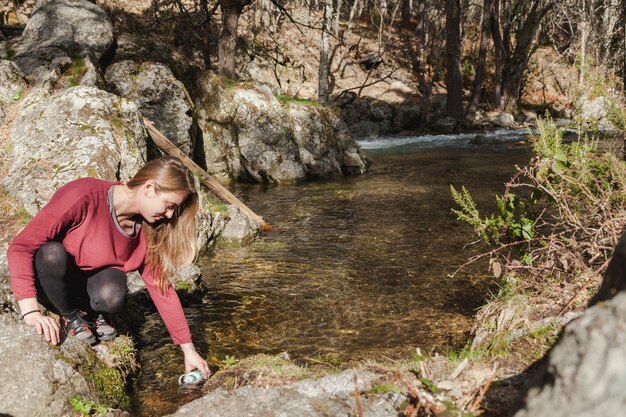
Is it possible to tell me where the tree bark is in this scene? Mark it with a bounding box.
[319,0,331,102]
[218,0,250,78]
[500,0,554,112]
[491,0,503,107]
[445,0,464,120]
[466,0,494,120]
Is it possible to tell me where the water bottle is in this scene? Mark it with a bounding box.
[178,370,204,386]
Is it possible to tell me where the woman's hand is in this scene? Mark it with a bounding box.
[23,312,61,346]
[180,343,211,379]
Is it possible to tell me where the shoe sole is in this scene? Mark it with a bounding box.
[97,332,118,342]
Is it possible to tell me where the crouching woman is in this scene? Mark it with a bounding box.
[7,156,210,378]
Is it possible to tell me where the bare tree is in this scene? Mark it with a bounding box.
[319,0,331,101]
[466,0,495,120]
[445,0,463,119]
[219,0,252,78]
[493,0,555,111]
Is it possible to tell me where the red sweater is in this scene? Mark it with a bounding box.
[7,177,192,345]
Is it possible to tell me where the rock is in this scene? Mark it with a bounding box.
[431,116,457,133]
[13,0,113,81]
[393,104,422,131]
[0,60,27,102]
[288,104,367,178]
[0,60,27,124]
[218,205,259,246]
[0,248,17,313]
[105,60,195,156]
[487,111,515,128]
[79,51,107,89]
[349,120,381,138]
[513,290,626,417]
[579,95,609,121]
[368,100,395,122]
[167,369,403,417]
[195,73,366,184]
[0,315,97,417]
[3,86,148,216]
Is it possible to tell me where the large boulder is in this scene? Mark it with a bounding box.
[3,86,148,215]
[514,232,626,417]
[513,290,626,417]
[105,60,196,156]
[0,315,98,417]
[288,104,366,178]
[13,0,113,81]
[195,74,367,184]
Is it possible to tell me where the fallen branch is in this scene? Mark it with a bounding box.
[353,370,364,417]
[468,362,499,412]
[143,118,270,230]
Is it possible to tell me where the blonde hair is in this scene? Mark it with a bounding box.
[127,156,198,294]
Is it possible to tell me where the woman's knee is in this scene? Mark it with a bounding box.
[35,242,68,270]
[88,270,127,314]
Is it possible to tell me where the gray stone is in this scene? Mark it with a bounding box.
[106,60,195,156]
[13,0,113,80]
[514,290,626,417]
[218,205,259,246]
[195,73,366,184]
[0,60,27,124]
[487,111,515,128]
[349,120,381,138]
[579,95,609,121]
[3,86,148,216]
[431,116,457,133]
[0,315,97,417]
[368,100,395,122]
[393,104,422,131]
[0,60,27,103]
[166,369,403,417]
[289,104,366,178]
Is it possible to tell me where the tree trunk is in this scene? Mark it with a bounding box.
[445,0,463,119]
[622,0,626,95]
[219,0,249,78]
[500,0,553,112]
[579,0,588,85]
[401,0,412,28]
[466,0,494,120]
[492,0,503,107]
[319,0,331,102]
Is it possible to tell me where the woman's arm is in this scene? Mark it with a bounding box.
[17,297,60,345]
[180,342,210,378]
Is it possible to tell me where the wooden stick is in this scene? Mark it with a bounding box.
[353,370,364,417]
[469,362,499,412]
[143,118,270,230]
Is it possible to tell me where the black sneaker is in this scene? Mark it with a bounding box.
[94,313,117,342]
[63,315,97,346]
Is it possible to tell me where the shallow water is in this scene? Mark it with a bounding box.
[133,136,532,416]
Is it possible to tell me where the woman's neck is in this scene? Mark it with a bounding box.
[112,185,141,230]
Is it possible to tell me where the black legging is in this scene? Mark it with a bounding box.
[34,242,127,317]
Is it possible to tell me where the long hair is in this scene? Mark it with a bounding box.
[127,156,198,294]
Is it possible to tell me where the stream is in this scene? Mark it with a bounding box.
[132,130,533,416]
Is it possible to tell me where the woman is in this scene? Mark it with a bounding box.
[7,156,210,378]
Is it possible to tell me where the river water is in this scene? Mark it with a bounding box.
[132,130,533,415]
